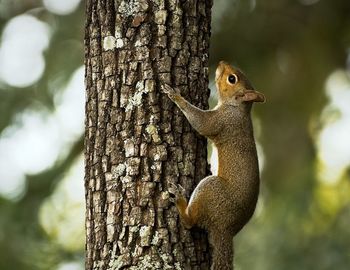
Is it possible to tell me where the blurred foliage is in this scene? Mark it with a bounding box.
[0,1,84,270]
[0,0,350,269]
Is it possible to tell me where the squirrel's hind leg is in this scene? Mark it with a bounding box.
[169,183,198,229]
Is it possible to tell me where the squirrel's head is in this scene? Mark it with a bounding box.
[215,61,265,105]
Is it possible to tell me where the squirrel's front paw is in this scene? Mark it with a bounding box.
[168,182,186,203]
[162,84,181,101]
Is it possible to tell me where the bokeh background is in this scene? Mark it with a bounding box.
[0,0,350,269]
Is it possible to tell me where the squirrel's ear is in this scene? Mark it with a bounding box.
[240,90,266,103]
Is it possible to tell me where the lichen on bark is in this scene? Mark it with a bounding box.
[85,0,213,269]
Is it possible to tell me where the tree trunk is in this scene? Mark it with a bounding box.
[84,0,212,269]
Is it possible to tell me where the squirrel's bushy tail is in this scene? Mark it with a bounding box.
[210,231,234,270]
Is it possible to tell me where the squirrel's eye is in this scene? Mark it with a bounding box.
[228,74,238,84]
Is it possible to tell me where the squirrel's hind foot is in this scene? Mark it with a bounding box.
[168,182,186,203]
[168,183,195,229]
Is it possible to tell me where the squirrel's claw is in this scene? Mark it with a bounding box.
[162,84,174,94]
[162,84,180,100]
[168,182,186,203]
[168,196,176,204]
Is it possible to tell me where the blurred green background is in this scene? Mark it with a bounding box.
[0,0,349,269]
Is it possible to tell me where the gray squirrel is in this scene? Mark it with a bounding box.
[164,61,265,270]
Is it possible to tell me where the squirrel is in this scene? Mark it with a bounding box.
[163,61,265,270]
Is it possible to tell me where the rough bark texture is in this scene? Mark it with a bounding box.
[85,0,212,269]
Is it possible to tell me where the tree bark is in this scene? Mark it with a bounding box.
[84,0,212,269]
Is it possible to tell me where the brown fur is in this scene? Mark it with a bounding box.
[164,61,265,270]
